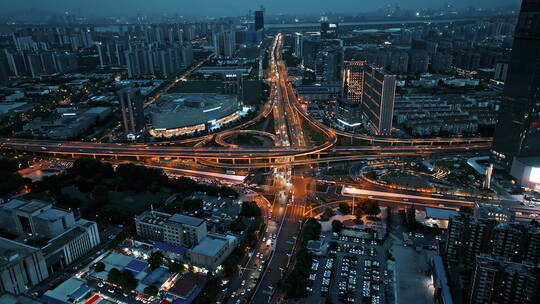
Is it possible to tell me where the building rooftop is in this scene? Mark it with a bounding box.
[191,235,228,257]
[168,214,205,227]
[168,273,205,299]
[151,94,239,130]
[3,198,49,214]
[43,227,87,256]
[35,208,70,221]
[0,237,40,269]
[425,207,459,220]
[42,277,90,304]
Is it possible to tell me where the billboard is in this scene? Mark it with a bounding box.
[530,167,540,184]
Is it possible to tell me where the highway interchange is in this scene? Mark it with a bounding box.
[0,33,534,304]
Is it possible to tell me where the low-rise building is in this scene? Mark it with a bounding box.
[188,233,237,272]
[0,238,49,294]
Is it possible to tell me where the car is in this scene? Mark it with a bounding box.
[97,282,104,288]
[108,289,115,293]
[241,280,246,286]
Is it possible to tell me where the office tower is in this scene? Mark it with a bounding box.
[342,61,367,103]
[255,10,264,31]
[390,51,409,74]
[118,88,145,134]
[470,255,539,304]
[362,65,396,135]
[492,0,540,169]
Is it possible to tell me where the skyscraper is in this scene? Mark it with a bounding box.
[118,88,145,135]
[362,65,396,135]
[492,0,540,168]
[255,10,264,31]
[342,61,367,103]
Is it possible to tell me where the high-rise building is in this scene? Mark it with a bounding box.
[491,1,540,169]
[118,88,145,135]
[294,32,303,60]
[470,255,539,304]
[494,60,510,82]
[446,211,540,266]
[446,212,495,266]
[342,61,367,103]
[390,51,409,74]
[320,21,338,39]
[255,10,264,31]
[319,45,343,85]
[362,65,396,135]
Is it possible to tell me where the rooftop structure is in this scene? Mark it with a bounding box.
[149,93,241,137]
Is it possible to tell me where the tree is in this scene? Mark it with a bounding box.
[91,185,109,206]
[95,262,105,272]
[148,252,164,269]
[240,201,262,218]
[339,202,351,214]
[331,220,343,233]
[169,262,185,274]
[144,285,159,297]
[459,206,473,214]
[364,201,381,216]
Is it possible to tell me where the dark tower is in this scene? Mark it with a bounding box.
[491,0,540,168]
[255,10,264,31]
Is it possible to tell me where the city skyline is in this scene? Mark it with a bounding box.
[1,0,522,18]
[0,1,539,304]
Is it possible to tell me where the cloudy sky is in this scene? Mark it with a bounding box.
[3,0,521,17]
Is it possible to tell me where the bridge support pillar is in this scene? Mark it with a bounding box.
[216,158,219,164]
[93,154,96,159]
[248,158,251,164]
[136,156,140,161]
[232,159,235,164]
[71,153,75,158]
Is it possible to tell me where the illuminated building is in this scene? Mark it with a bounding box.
[148,93,242,138]
[342,60,367,103]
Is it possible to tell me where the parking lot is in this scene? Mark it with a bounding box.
[304,234,395,304]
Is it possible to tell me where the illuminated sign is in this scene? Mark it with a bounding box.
[530,167,540,184]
